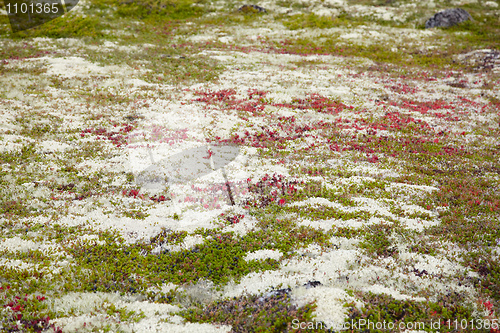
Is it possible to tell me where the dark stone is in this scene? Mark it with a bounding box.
[257,287,291,302]
[457,49,500,72]
[238,4,267,13]
[304,280,322,289]
[124,114,144,121]
[425,8,472,29]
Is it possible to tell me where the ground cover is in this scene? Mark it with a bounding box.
[0,0,499,331]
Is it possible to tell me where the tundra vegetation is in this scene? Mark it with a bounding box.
[0,0,499,331]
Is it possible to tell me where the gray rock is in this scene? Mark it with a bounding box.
[238,4,267,13]
[425,8,472,29]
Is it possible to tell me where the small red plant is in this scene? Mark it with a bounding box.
[245,174,300,208]
[150,195,168,202]
[80,123,135,147]
[274,94,353,115]
[1,286,62,333]
[123,189,140,198]
[224,214,245,224]
[479,300,500,333]
[385,83,420,94]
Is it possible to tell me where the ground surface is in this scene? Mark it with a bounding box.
[0,0,499,332]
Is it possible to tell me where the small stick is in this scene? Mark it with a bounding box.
[207,145,235,206]
[221,167,235,206]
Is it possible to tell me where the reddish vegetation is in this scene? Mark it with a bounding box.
[480,300,500,333]
[398,99,455,113]
[123,189,169,203]
[69,79,488,183]
[385,83,421,94]
[1,286,61,333]
[221,213,245,224]
[123,189,141,198]
[194,89,356,149]
[194,89,352,116]
[245,174,300,208]
[80,123,135,147]
[221,120,330,149]
[192,87,487,164]
[380,111,433,132]
[150,195,168,202]
[435,179,500,213]
[273,94,353,114]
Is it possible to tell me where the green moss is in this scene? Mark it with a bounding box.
[282,12,373,30]
[11,15,106,39]
[179,292,320,332]
[122,209,149,219]
[442,13,500,50]
[150,229,188,247]
[104,303,146,323]
[0,266,55,295]
[466,253,500,303]
[346,291,478,333]
[0,287,59,332]
[427,176,500,246]
[388,204,433,221]
[283,13,340,30]
[80,40,223,85]
[407,237,438,257]
[329,227,363,239]
[0,0,499,326]
[113,0,206,20]
[359,223,397,258]
[271,35,466,71]
[66,230,282,292]
[15,114,62,139]
[0,199,30,217]
[296,205,371,221]
[63,218,336,295]
[0,249,54,266]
